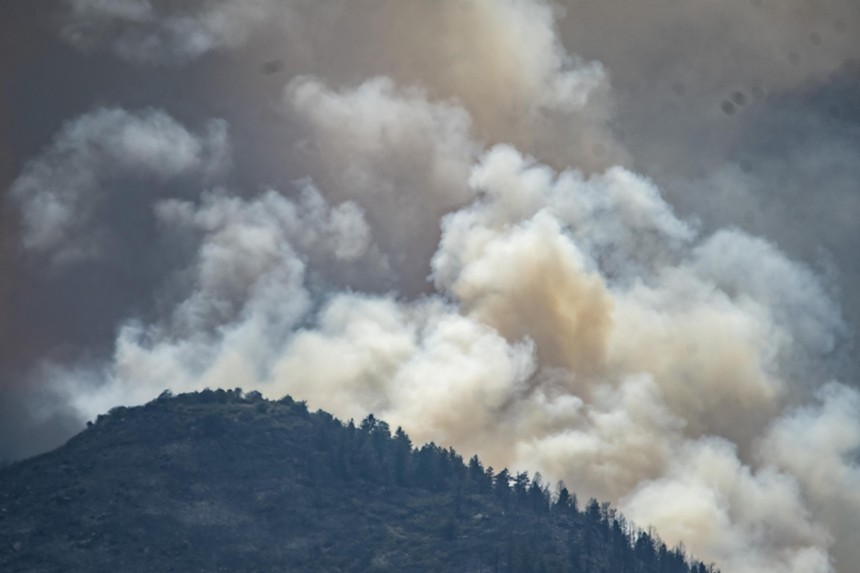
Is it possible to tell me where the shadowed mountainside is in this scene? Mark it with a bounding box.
[0,390,718,573]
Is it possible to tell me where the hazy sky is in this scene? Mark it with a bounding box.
[2,1,859,572]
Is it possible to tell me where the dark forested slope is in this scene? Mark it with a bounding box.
[0,390,718,573]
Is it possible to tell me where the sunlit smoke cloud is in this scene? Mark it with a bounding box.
[5,2,860,573]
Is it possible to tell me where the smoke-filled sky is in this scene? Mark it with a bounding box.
[2,1,860,571]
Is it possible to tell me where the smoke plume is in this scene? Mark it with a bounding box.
[3,1,859,572]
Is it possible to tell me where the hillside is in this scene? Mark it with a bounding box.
[0,390,718,573]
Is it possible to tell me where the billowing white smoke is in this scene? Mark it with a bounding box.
[29,118,859,573]
[11,2,860,573]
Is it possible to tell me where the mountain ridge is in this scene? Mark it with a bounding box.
[0,389,718,573]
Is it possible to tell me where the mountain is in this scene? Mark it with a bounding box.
[0,389,718,573]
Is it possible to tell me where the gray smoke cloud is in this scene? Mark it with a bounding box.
[62,0,286,64]
[9,108,229,264]
[3,1,860,573]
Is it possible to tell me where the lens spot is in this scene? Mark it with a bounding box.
[261,60,284,75]
[721,100,737,115]
[731,91,747,106]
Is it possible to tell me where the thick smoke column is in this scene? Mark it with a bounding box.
[4,1,860,573]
